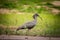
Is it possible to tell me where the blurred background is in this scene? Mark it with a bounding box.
[0,0,60,37]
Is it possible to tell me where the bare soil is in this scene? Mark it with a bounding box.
[0,35,60,40]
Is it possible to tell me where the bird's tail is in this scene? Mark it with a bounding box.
[16,28,20,31]
[16,27,20,34]
[16,27,22,31]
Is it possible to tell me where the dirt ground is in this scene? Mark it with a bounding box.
[0,35,60,40]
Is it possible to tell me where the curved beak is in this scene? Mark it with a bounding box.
[39,16,42,20]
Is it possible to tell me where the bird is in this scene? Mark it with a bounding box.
[16,13,42,39]
[16,13,42,31]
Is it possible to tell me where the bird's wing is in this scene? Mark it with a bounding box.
[17,20,36,30]
[24,21,36,28]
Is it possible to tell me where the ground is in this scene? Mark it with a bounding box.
[0,35,60,40]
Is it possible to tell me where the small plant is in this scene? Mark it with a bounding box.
[0,26,4,35]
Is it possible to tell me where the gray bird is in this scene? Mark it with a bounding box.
[16,13,42,31]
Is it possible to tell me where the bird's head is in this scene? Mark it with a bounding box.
[33,13,42,20]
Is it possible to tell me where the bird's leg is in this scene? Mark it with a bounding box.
[26,29,30,36]
[25,29,30,40]
[16,30,18,35]
[25,29,27,36]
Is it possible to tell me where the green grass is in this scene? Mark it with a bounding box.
[0,13,60,36]
[0,0,60,9]
[0,0,60,36]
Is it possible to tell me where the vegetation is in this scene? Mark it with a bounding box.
[0,0,60,37]
[0,13,60,36]
[0,0,60,9]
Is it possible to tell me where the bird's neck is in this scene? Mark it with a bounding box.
[34,16,37,20]
[33,17,37,22]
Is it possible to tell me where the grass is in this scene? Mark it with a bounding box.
[0,0,60,36]
[0,13,60,36]
[0,0,60,9]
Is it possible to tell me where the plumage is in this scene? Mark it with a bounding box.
[16,13,42,31]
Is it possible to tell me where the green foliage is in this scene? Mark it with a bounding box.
[0,13,60,36]
[0,0,60,36]
[0,27,4,35]
[0,0,18,9]
[0,0,60,9]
